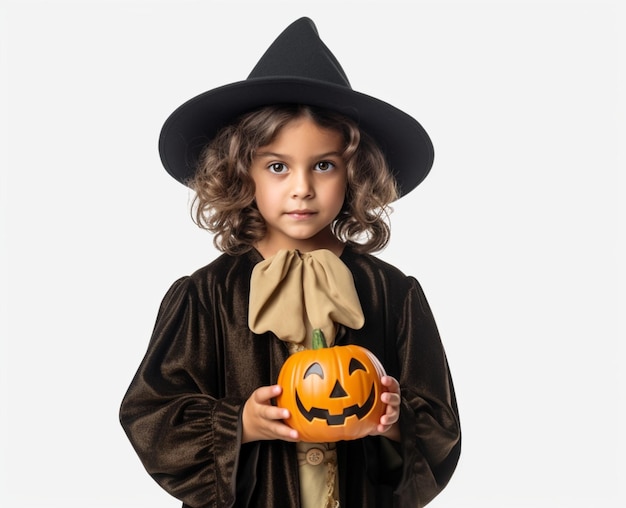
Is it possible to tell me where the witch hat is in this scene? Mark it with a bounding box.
[158,17,434,197]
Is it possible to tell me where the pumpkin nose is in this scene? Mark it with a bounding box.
[330,381,348,398]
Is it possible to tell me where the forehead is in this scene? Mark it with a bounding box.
[259,116,344,154]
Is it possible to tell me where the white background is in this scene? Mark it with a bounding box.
[1,0,624,507]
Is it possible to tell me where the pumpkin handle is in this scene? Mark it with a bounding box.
[312,328,328,350]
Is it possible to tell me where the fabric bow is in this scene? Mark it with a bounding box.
[248,249,364,346]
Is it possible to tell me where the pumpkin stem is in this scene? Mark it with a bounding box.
[312,328,328,350]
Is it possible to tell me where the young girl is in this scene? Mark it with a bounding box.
[120,17,460,508]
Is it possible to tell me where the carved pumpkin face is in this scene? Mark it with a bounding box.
[277,342,386,442]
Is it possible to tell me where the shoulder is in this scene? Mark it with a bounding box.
[163,250,263,303]
[189,250,261,282]
[341,248,430,311]
[342,248,413,286]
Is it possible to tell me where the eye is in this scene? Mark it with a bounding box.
[304,362,324,379]
[349,358,366,374]
[315,161,335,172]
[268,162,288,174]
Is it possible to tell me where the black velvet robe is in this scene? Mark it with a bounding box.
[120,247,461,507]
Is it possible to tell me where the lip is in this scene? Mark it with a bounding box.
[286,209,317,219]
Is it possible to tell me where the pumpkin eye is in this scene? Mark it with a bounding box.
[349,358,367,374]
[304,362,324,379]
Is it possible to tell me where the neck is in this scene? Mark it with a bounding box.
[254,237,345,259]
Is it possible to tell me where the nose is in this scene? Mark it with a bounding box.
[291,168,314,199]
[329,381,348,398]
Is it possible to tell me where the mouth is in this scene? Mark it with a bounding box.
[295,385,376,426]
[286,209,317,219]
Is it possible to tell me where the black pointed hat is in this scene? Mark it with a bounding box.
[158,17,434,197]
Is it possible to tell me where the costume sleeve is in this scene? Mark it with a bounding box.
[119,277,245,508]
[386,276,461,506]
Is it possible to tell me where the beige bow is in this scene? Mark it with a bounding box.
[248,249,364,346]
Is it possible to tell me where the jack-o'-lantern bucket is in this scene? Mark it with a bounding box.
[276,328,386,442]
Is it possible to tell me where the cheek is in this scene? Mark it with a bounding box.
[253,192,271,217]
[322,180,347,213]
[252,177,280,213]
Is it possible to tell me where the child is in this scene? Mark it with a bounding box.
[120,17,460,508]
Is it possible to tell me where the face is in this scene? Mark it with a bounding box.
[250,116,347,257]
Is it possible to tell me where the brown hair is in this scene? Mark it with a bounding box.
[190,104,398,255]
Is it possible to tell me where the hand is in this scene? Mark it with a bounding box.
[242,385,300,444]
[370,375,401,442]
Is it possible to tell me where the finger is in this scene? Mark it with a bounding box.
[257,414,299,441]
[380,412,399,427]
[380,375,400,392]
[263,405,291,422]
[377,423,390,434]
[274,422,299,441]
[381,391,401,405]
[253,384,282,404]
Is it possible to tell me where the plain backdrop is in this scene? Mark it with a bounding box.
[1,0,624,507]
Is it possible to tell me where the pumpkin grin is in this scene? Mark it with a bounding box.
[295,383,376,425]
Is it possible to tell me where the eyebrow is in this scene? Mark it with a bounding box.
[254,150,343,159]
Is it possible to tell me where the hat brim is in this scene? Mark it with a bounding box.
[158,77,434,197]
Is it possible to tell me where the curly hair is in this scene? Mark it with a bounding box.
[190,104,398,255]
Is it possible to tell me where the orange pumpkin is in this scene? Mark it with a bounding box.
[276,328,386,442]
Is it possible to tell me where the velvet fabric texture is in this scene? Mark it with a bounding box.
[119,247,461,507]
